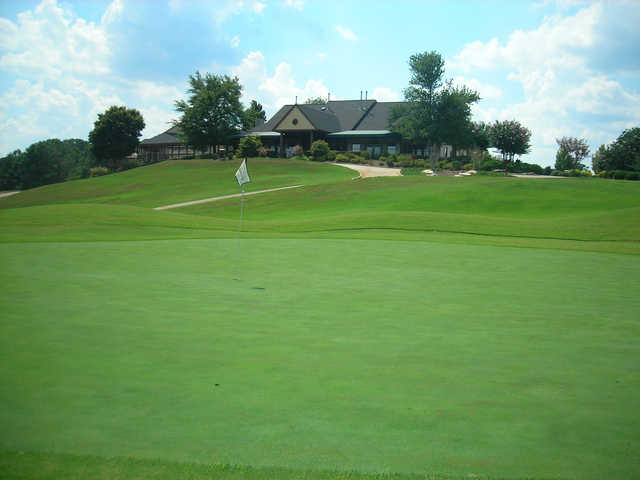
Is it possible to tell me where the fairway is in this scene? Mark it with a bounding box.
[1,159,639,479]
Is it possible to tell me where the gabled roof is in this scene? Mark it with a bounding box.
[140,125,181,145]
[251,99,406,135]
[355,102,406,130]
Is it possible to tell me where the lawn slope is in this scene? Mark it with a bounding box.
[1,239,639,479]
[0,158,354,210]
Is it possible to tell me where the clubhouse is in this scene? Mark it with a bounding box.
[139,98,433,160]
[247,99,411,158]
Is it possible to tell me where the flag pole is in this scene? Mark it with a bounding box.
[233,159,249,281]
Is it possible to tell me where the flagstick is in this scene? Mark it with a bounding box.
[233,184,245,281]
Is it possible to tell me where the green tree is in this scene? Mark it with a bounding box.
[244,100,267,130]
[604,127,640,171]
[488,120,532,172]
[555,136,589,171]
[0,150,25,190]
[591,144,608,173]
[471,122,490,151]
[89,106,145,171]
[394,51,446,167]
[304,96,327,104]
[174,72,245,153]
[555,148,573,171]
[390,51,479,169]
[237,135,262,158]
[433,84,479,158]
[310,140,330,161]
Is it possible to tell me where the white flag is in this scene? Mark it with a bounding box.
[235,158,250,186]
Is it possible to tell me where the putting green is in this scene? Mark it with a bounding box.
[1,238,639,479]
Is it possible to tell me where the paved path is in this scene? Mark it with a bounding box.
[332,163,402,178]
[154,185,304,211]
[0,191,20,199]
[511,173,567,179]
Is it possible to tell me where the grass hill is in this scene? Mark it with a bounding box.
[1,159,639,480]
[1,158,639,253]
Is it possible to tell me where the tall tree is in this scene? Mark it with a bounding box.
[304,96,327,104]
[433,84,480,158]
[174,72,245,153]
[89,106,145,171]
[591,144,608,173]
[488,120,532,172]
[390,51,479,168]
[603,127,640,171]
[244,100,267,130]
[555,136,589,171]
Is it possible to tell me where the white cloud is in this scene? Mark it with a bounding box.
[335,25,357,41]
[284,0,304,10]
[230,35,240,48]
[371,87,400,102]
[212,0,265,23]
[450,1,640,166]
[101,0,124,25]
[251,1,266,14]
[316,52,327,59]
[452,76,502,100]
[231,51,330,114]
[0,18,19,50]
[0,0,187,154]
[0,0,111,78]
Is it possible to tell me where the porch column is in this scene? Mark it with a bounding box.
[279,133,285,158]
[309,131,314,148]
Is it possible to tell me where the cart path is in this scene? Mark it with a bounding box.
[153,185,304,210]
[0,191,20,199]
[332,163,402,178]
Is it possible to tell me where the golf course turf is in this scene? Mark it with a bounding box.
[1,159,639,479]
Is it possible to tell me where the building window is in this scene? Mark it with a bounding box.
[352,143,360,152]
[292,118,299,125]
[387,145,396,154]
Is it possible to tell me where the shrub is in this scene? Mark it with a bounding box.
[257,146,268,157]
[237,135,262,158]
[401,167,424,175]
[626,171,640,181]
[543,166,552,175]
[361,150,371,160]
[451,159,464,170]
[335,153,349,163]
[613,170,627,179]
[398,154,414,167]
[463,163,473,171]
[120,157,141,171]
[292,145,304,157]
[89,166,110,177]
[327,150,337,162]
[597,170,607,178]
[310,140,330,161]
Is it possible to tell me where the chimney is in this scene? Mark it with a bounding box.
[295,95,297,104]
[365,90,368,101]
[328,92,330,102]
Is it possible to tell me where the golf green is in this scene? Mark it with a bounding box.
[1,238,639,479]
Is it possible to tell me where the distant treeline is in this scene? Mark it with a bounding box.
[0,139,97,190]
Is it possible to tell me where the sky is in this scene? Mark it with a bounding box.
[1,0,639,167]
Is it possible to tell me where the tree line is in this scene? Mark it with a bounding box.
[0,81,267,190]
[389,51,532,172]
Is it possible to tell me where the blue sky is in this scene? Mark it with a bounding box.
[1,0,639,166]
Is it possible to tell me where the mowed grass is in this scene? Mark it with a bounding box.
[0,158,354,210]
[1,160,639,479]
